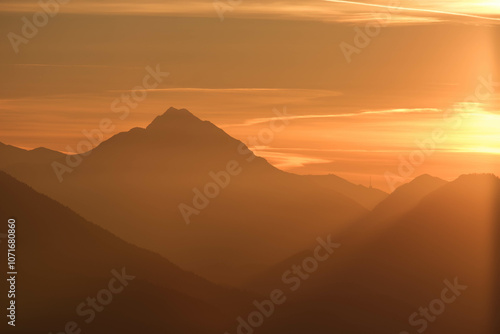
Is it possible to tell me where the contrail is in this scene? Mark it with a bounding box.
[324,0,500,22]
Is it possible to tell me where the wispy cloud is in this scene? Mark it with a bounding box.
[251,149,332,169]
[107,88,341,94]
[325,0,500,22]
[1,0,498,23]
[8,64,142,69]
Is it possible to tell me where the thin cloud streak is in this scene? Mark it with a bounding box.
[7,64,143,69]
[255,146,500,154]
[228,108,441,127]
[1,0,499,24]
[325,0,500,22]
[251,150,332,169]
[107,88,342,95]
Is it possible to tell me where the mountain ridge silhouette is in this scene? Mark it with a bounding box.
[0,171,254,334]
[248,173,499,334]
[0,107,367,285]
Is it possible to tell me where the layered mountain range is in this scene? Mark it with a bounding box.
[0,108,379,285]
[1,107,498,333]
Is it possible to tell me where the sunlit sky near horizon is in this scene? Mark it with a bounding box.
[1,0,500,20]
[0,0,499,191]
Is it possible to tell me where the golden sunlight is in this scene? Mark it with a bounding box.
[456,103,500,154]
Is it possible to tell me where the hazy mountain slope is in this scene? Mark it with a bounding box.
[0,142,65,167]
[249,174,499,334]
[0,107,368,285]
[304,174,388,209]
[370,174,447,222]
[0,171,253,334]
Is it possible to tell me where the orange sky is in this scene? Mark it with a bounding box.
[0,0,499,191]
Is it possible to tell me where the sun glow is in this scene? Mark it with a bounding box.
[452,103,500,154]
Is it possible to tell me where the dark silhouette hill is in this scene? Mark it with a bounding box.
[304,174,388,209]
[248,174,499,334]
[0,107,367,285]
[0,171,254,334]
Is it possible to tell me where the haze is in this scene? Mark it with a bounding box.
[0,0,499,190]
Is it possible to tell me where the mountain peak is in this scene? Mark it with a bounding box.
[30,147,55,153]
[28,147,66,160]
[146,107,202,131]
[371,174,447,221]
[391,174,447,196]
[447,173,500,193]
[412,174,444,183]
[455,173,499,183]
